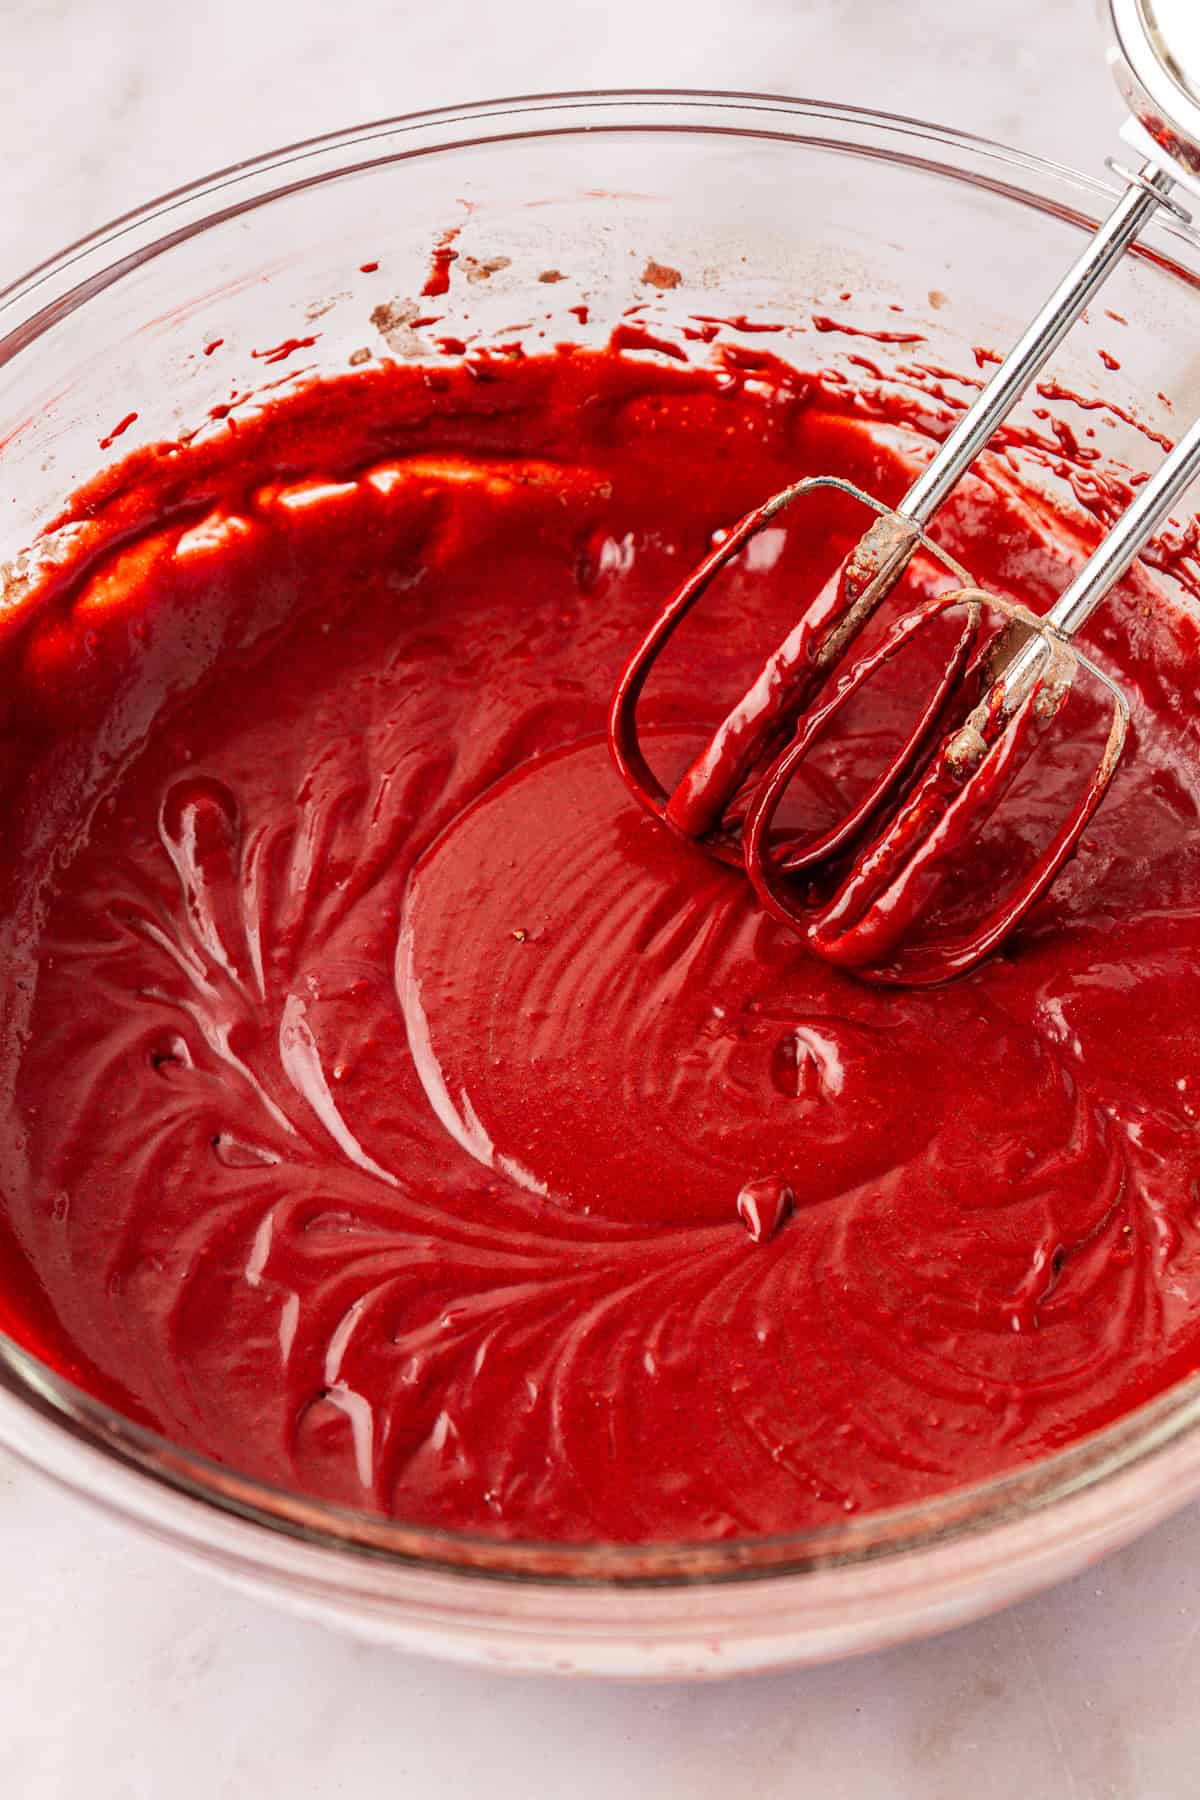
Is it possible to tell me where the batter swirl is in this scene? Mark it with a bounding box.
[1,345,1198,1541]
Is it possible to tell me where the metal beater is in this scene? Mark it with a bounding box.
[609,1,1200,983]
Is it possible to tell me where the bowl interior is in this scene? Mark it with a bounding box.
[3,93,1200,1596]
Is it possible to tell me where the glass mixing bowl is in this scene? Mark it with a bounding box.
[3,91,1200,1680]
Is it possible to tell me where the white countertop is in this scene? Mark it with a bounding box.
[2,2,1196,1794]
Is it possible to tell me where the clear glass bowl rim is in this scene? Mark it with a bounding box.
[2,88,1199,1589]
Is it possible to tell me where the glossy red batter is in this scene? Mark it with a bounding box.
[2,338,1199,1542]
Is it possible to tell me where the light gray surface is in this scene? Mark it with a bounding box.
[0,2,1194,1795]
[1,0,1127,280]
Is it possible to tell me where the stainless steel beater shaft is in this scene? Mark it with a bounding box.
[999,403,1200,704]
[900,161,1180,528]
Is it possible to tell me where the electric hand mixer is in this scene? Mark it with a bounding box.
[608,0,1200,984]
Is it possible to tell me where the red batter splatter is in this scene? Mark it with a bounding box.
[609,323,689,362]
[422,224,462,298]
[98,411,138,450]
[1036,376,1173,453]
[812,315,925,345]
[690,314,786,335]
[251,336,320,366]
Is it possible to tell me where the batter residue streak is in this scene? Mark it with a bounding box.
[1,342,1199,1541]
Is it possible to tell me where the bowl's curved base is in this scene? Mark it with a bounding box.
[3,1382,1194,1678]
